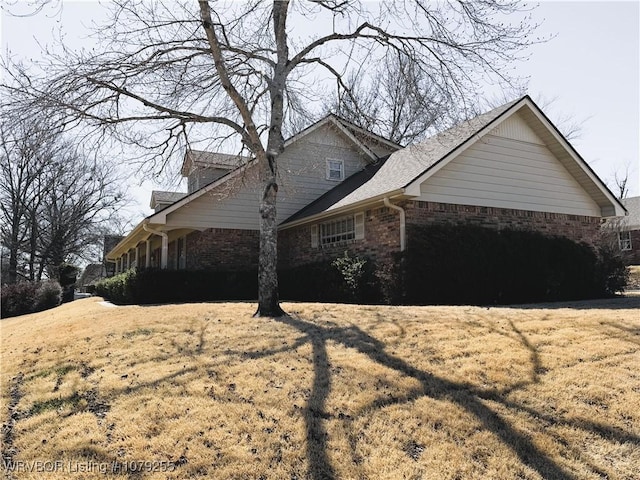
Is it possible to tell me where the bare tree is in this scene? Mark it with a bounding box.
[1,0,542,315]
[0,116,127,282]
[612,162,631,200]
[324,50,459,145]
[0,118,57,283]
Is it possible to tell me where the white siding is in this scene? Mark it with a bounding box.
[165,123,370,229]
[490,112,545,145]
[417,131,601,217]
[165,168,261,229]
[277,123,369,222]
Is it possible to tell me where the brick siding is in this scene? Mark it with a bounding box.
[403,200,602,245]
[186,228,259,270]
[279,207,400,269]
[626,229,640,265]
[279,200,602,269]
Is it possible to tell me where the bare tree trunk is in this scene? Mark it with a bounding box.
[256,152,284,317]
[254,0,290,317]
[7,229,19,284]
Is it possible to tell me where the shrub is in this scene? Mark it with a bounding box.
[280,255,380,304]
[595,244,629,296]
[1,280,63,318]
[332,251,368,301]
[95,268,257,305]
[394,224,627,305]
[34,280,63,312]
[56,263,80,303]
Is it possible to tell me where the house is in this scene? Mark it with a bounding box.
[106,96,626,277]
[609,196,640,264]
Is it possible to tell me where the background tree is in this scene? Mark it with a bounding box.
[0,115,127,283]
[1,0,541,315]
[324,50,457,146]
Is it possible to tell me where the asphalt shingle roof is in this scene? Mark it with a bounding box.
[152,191,187,204]
[282,99,519,224]
[621,196,640,229]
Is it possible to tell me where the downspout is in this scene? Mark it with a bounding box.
[143,224,169,269]
[384,197,406,252]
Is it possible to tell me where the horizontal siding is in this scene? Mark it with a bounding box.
[166,171,261,230]
[490,111,544,145]
[418,134,601,217]
[165,123,369,229]
[277,124,369,222]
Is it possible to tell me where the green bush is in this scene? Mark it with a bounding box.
[332,251,368,301]
[34,280,63,312]
[56,263,80,303]
[279,255,380,304]
[395,224,627,305]
[1,280,63,318]
[95,268,257,305]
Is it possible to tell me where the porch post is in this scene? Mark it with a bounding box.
[126,251,131,270]
[145,240,151,268]
[161,235,168,269]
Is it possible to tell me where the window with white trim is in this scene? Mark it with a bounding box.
[618,231,632,251]
[313,213,364,247]
[326,159,344,181]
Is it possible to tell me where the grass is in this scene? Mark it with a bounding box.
[1,296,639,479]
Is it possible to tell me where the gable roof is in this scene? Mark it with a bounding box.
[150,190,187,209]
[281,96,626,226]
[621,196,640,229]
[148,115,397,225]
[181,150,249,176]
[285,114,401,153]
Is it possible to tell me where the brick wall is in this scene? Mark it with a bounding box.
[186,228,259,270]
[627,229,640,265]
[403,200,602,245]
[279,200,602,269]
[279,207,400,269]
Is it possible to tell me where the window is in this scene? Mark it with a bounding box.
[326,159,344,181]
[313,213,364,247]
[618,231,632,251]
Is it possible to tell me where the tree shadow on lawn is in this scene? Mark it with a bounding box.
[510,294,640,311]
[261,313,640,480]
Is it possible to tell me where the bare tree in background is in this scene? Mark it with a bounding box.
[2,0,542,315]
[324,51,456,145]
[0,116,127,283]
[0,118,55,283]
[612,162,631,200]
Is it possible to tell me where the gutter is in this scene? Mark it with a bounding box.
[384,197,406,252]
[143,223,169,269]
[279,189,405,230]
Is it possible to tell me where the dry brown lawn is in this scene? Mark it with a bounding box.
[1,296,639,479]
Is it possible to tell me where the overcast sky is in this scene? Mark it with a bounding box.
[1,0,639,223]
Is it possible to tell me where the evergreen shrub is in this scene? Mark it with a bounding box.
[397,224,627,305]
[1,280,62,318]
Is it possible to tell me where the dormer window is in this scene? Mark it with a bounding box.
[326,159,344,181]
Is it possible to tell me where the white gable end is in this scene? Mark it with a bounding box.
[417,131,602,217]
[490,111,545,145]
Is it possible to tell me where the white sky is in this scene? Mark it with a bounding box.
[1,0,639,226]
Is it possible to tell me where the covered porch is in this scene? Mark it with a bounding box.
[106,221,197,274]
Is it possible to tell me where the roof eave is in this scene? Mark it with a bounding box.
[279,189,406,229]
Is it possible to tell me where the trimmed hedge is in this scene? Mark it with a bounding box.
[1,280,62,318]
[95,268,257,305]
[397,224,628,305]
[94,226,627,307]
